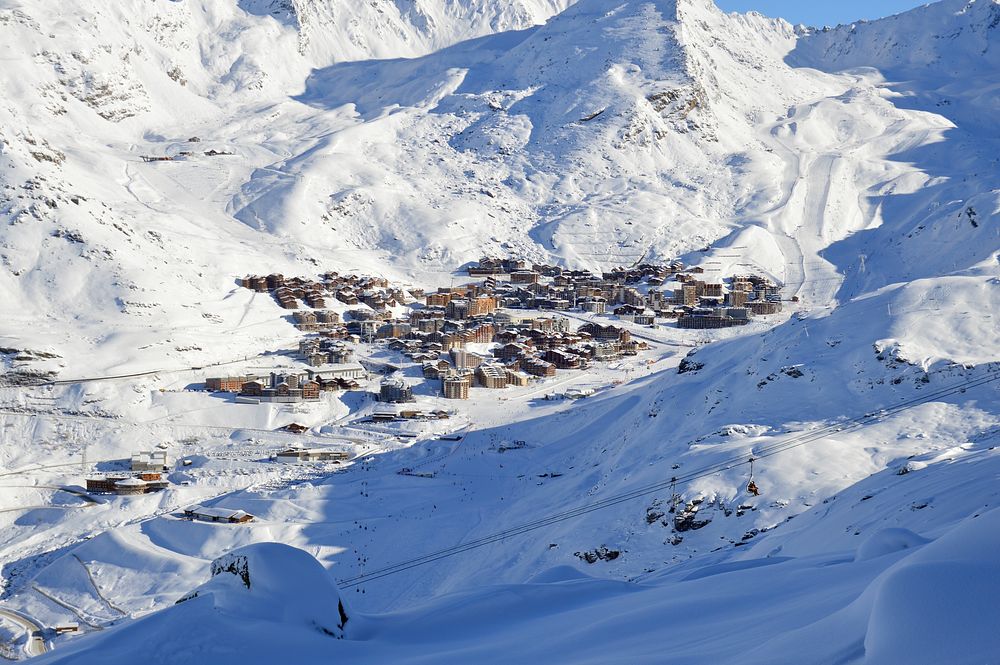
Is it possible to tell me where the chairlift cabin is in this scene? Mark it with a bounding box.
[747,457,761,496]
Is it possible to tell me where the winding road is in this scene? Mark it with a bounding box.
[0,607,47,657]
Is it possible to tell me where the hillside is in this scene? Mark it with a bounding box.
[0,0,573,378]
[1,0,1000,663]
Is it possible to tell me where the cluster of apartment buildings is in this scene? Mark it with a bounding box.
[241,272,414,313]
[375,315,643,399]
[228,257,784,405]
[459,257,783,329]
[674,273,783,329]
[206,367,366,403]
[296,338,355,366]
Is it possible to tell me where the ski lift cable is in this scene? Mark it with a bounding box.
[339,368,1000,586]
[336,367,1000,587]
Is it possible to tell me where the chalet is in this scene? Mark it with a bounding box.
[183,505,254,524]
[304,292,326,308]
[613,304,644,322]
[496,342,532,362]
[589,342,622,361]
[293,311,318,329]
[240,380,265,397]
[423,359,452,379]
[426,292,452,307]
[633,310,656,326]
[578,323,631,343]
[468,257,506,276]
[494,329,521,344]
[333,378,361,390]
[522,357,556,377]
[544,349,583,370]
[236,374,321,403]
[316,310,341,324]
[301,380,321,400]
[621,340,643,355]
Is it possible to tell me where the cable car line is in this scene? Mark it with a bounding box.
[337,367,1000,587]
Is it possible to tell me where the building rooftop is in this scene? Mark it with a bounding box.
[185,505,252,520]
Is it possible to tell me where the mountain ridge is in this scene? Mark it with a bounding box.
[2,2,1000,661]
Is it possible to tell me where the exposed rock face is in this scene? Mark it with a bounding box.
[574,546,622,564]
[211,552,253,589]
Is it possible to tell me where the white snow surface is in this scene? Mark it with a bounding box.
[1,0,1000,662]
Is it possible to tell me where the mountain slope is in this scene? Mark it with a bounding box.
[4,0,995,377]
[0,0,573,377]
[2,0,1000,662]
[34,500,1000,664]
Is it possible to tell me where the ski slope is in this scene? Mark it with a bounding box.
[1,0,999,662]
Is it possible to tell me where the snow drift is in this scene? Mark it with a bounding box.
[33,543,349,664]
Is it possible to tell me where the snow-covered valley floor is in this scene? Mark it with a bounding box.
[1,0,1000,661]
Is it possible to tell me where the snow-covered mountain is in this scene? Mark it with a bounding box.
[2,0,1000,662]
[0,0,580,377]
[1,0,994,376]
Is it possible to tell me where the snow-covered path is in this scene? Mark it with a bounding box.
[0,607,47,657]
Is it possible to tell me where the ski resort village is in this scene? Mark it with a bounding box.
[221,256,783,403]
[0,253,794,658]
[1,0,1000,662]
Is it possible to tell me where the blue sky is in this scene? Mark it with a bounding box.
[714,0,931,26]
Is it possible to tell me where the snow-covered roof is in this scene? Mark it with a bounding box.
[185,505,250,520]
